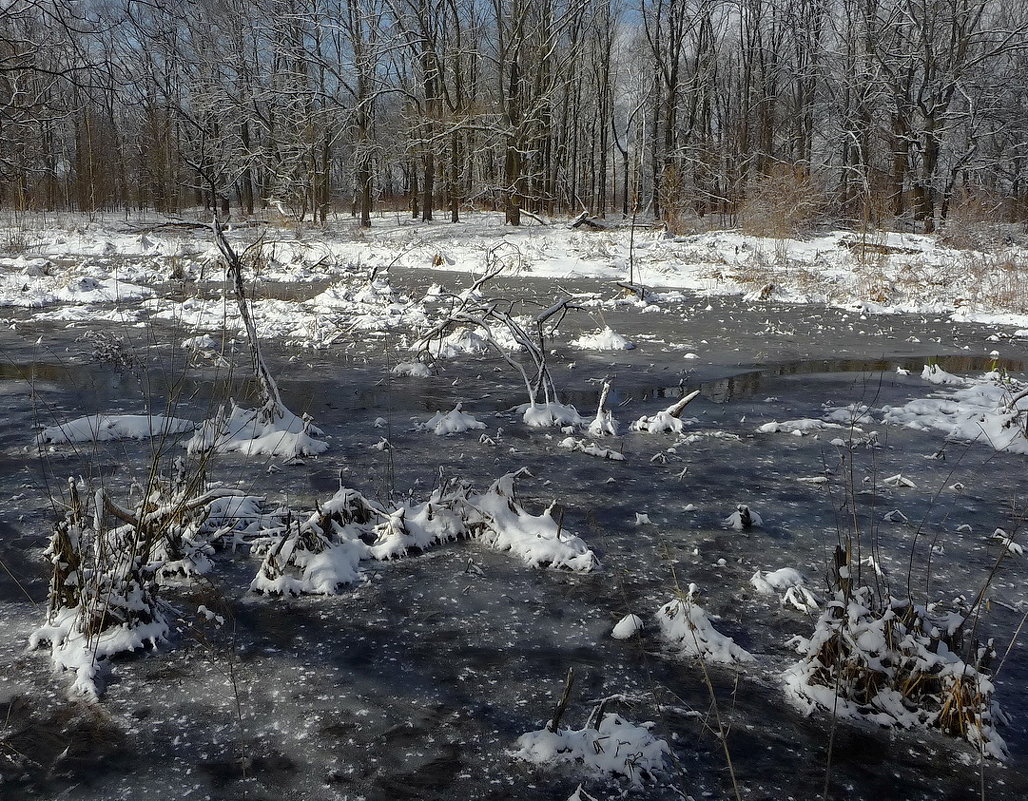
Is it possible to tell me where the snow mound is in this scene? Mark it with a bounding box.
[420,404,486,435]
[611,613,643,640]
[657,584,754,664]
[513,712,668,786]
[467,470,597,571]
[756,418,848,435]
[921,364,969,385]
[37,414,195,445]
[571,326,635,350]
[520,401,584,428]
[723,504,762,530]
[391,361,432,377]
[630,410,686,434]
[422,327,491,359]
[186,401,328,458]
[751,568,819,612]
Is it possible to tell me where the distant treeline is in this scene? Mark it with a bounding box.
[2,0,1027,232]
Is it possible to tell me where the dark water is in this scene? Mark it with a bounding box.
[1,270,1027,800]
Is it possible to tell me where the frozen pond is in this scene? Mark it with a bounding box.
[2,264,1028,800]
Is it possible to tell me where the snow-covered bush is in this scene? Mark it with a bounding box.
[248,469,597,595]
[419,404,486,435]
[784,582,1007,759]
[630,390,700,434]
[30,469,247,697]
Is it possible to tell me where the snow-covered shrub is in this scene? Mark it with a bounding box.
[513,707,668,786]
[657,584,754,665]
[784,583,1007,759]
[723,504,762,530]
[30,470,247,697]
[750,568,819,612]
[465,470,598,571]
[247,470,597,594]
[558,437,624,460]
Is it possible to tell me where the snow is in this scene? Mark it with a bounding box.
[880,370,1028,454]
[513,712,668,786]
[420,404,486,435]
[657,584,754,665]
[37,414,195,444]
[8,213,1028,333]
[558,437,625,460]
[185,401,329,458]
[784,588,1008,760]
[391,360,432,377]
[520,401,584,428]
[570,326,635,350]
[723,504,763,530]
[611,613,643,639]
[751,568,819,612]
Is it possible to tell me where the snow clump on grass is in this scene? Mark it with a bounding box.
[630,390,700,434]
[30,474,248,697]
[657,584,754,664]
[466,470,598,570]
[723,504,762,530]
[391,360,432,377]
[921,363,969,385]
[570,326,635,350]
[558,437,624,460]
[513,711,668,786]
[784,584,1008,760]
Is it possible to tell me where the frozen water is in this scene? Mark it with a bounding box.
[1,215,1028,800]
